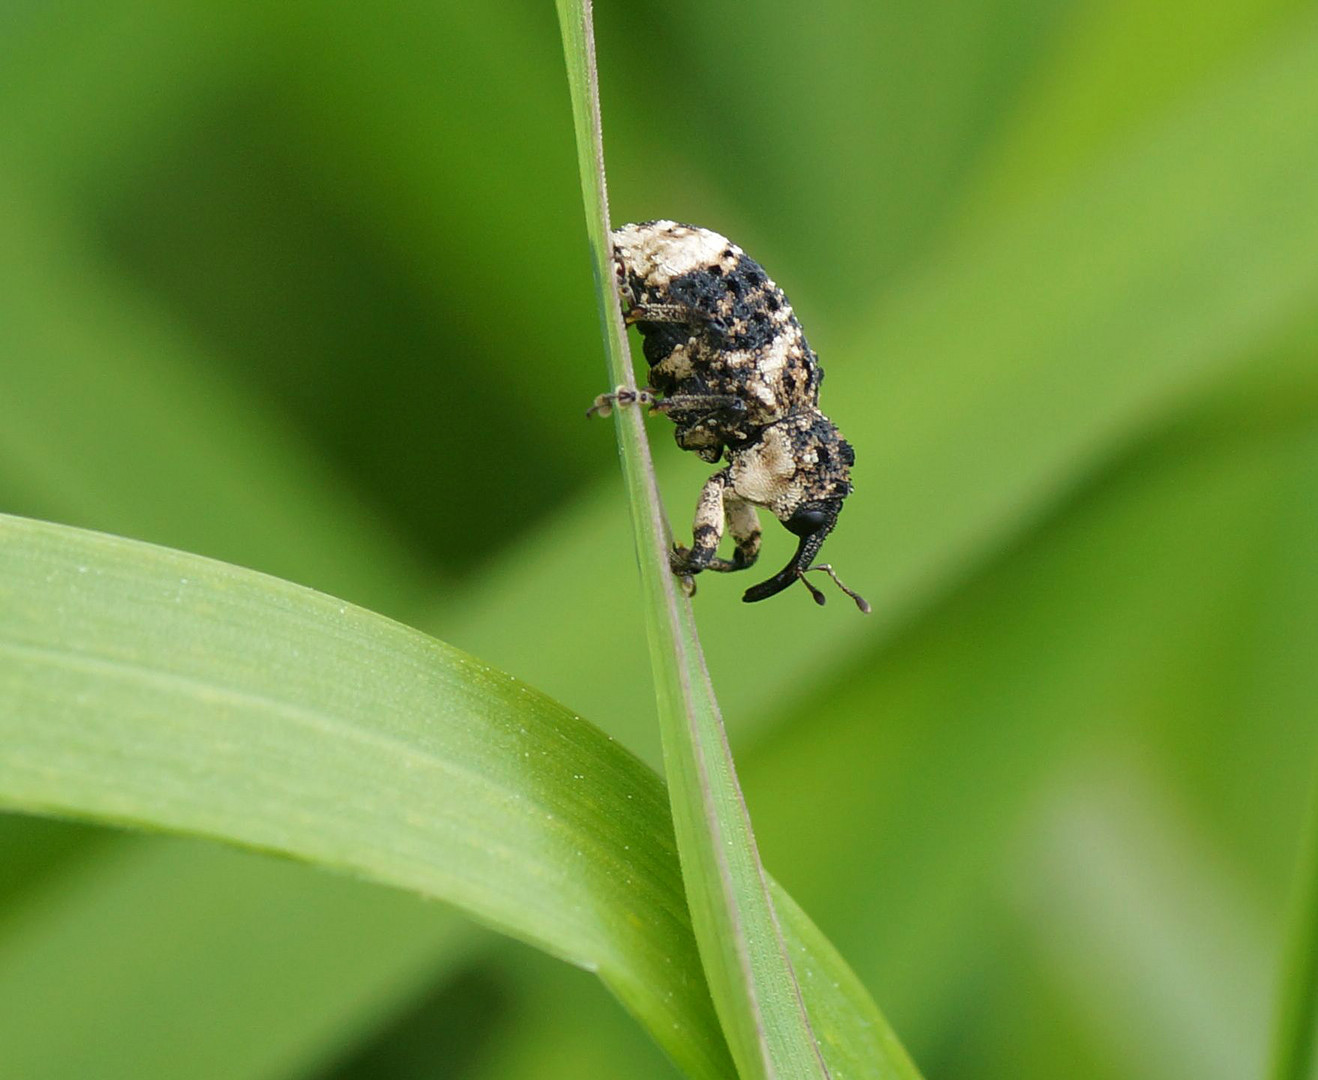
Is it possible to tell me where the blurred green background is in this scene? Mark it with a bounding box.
[3,0,1317,1077]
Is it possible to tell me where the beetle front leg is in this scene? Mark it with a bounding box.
[652,393,746,418]
[585,385,659,418]
[670,470,731,576]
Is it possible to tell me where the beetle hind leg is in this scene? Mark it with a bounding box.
[703,495,761,573]
[670,475,761,576]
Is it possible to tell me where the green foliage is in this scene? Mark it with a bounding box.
[1,0,1316,1077]
[556,3,917,1074]
[0,515,707,1014]
[558,0,826,1070]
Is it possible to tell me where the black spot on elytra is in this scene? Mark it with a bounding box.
[666,269,729,331]
[737,310,778,350]
[805,411,837,445]
[663,254,799,352]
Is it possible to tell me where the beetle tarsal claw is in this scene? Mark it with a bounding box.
[668,545,694,574]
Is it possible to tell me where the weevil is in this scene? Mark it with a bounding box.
[595,220,869,612]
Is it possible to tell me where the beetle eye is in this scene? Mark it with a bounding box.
[785,505,830,536]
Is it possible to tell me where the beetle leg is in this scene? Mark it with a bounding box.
[702,495,761,573]
[670,470,731,575]
[623,302,699,326]
[585,385,658,418]
[655,394,748,461]
[651,393,745,417]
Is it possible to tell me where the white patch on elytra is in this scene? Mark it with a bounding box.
[756,332,792,381]
[612,221,738,286]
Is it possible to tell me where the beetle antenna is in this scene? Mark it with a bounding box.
[807,564,871,614]
[798,572,828,606]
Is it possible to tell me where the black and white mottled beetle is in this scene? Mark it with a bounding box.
[592,220,869,612]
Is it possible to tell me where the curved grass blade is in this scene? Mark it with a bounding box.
[556,2,822,1075]
[448,12,1318,793]
[555,2,918,1076]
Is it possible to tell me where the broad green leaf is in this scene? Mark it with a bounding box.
[771,882,920,1076]
[0,514,910,1079]
[0,513,724,1078]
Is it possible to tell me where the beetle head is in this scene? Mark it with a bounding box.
[742,498,841,603]
[743,415,869,612]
